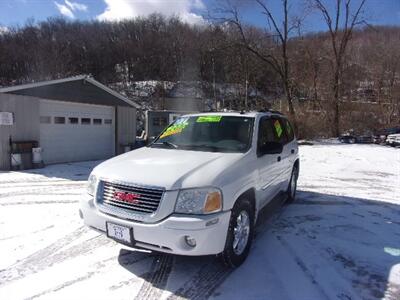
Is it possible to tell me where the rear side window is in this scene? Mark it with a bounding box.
[283,119,294,142]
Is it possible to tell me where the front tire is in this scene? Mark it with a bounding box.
[219,200,254,267]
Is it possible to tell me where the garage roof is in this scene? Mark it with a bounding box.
[0,75,140,109]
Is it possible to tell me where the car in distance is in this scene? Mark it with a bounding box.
[386,133,400,146]
[339,132,373,144]
[80,111,299,267]
[374,127,400,144]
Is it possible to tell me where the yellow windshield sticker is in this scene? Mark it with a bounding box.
[159,118,188,139]
[196,116,222,123]
[274,120,283,138]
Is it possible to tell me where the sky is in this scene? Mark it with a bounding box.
[0,0,399,32]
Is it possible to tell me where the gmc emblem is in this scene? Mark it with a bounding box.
[114,191,140,204]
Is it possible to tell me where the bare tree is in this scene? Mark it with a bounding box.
[312,0,367,136]
[213,0,301,130]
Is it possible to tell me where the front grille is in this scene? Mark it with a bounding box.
[100,181,164,214]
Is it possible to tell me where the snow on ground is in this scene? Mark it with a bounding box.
[0,144,399,300]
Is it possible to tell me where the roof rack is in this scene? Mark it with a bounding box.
[258,109,283,115]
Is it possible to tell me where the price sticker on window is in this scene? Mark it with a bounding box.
[159,118,189,139]
[274,120,283,138]
[196,116,222,123]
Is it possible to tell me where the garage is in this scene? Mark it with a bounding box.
[39,100,115,164]
[0,75,139,170]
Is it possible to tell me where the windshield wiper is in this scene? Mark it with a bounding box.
[152,141,179,149]
[184,144,221,152]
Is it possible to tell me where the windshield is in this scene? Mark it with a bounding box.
[150,115,254,153]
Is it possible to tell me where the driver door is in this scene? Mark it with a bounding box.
[256,117,285,207]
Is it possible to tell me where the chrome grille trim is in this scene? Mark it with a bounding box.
[99,181,164,215]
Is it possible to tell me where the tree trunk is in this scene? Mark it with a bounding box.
[332,68,340,137]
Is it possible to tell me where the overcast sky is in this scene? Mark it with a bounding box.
[0,0,399,32]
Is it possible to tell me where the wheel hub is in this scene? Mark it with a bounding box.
[233,210,250,255]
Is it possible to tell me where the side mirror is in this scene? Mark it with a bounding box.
[258,142,283,156]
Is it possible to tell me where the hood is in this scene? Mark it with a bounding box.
[92,147,243,190]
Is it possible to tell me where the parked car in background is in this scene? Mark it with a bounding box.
[339,132,373,144]
[339,134,356,144]
[386,134,400,146]
[374,127,400,144]
[81,111,299,267]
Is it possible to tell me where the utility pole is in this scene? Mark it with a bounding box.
[212,55,216,110]
[245,79,248,110]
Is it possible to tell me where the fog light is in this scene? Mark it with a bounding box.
[185,235,196,247]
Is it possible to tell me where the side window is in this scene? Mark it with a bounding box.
[272,117,287,144]
[284,119,294,142]
[258,118,277,151]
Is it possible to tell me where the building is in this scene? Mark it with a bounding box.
[163,81,209,111]
[0,75,139,170]
[145,110,197,140]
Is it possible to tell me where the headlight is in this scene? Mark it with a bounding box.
[86,174,98,196]
[175,188,222,214]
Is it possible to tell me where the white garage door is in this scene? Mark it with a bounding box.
[39,100,115,164]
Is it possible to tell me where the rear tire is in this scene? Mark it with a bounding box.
[286,166,298,204]
[219,200,254,268]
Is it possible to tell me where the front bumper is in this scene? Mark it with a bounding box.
[80,195,231,256]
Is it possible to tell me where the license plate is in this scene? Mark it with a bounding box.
[106,222,133,245]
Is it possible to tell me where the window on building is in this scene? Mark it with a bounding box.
[68,117,79,124]
[93,118,102,125]
[40,116,51,124]
[81,118,91,125]
[160,117,168,126]
[153,117,160,126]
[104,119,112,125]
[54,117,65,124]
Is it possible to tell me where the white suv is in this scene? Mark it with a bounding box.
[81,112,299,266]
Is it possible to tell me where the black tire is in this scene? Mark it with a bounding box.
[286,166,298,204]
[219,199,254,268]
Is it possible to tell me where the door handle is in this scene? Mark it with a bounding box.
[291,149,295,154]
[277,156,281,162]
